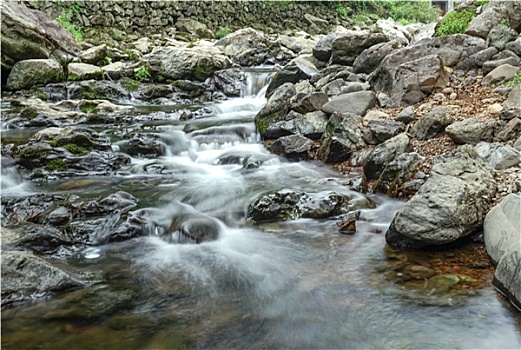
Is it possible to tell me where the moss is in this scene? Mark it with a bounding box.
[193,61,215,81]
[20,107,38,120]
[120,77,140,91]
[77,83,105,100]
[37,92,48,101]
[78,101,98,113]
[11,100,22,107]
[18,146,48,159]
[45,158,68,171]
[86,114,109,124]
[256,118,269,135]
[63,143,87,154]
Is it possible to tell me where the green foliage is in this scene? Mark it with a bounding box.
[500,18,510,27]
[55,9,84,42]
[348,0,439,24]
[123,49,140,62]
[78,101,98,113]
[215,27,231,39]
[112,28,124,41]
[18,146,47,159]
[507,73,521,87]
[435,9,475,36]
[336,5,347,18]
[45,158,68,172]
[63,143,87,154]
[120,77,141,91]
[135,64,151,82]
[37,92,48,101]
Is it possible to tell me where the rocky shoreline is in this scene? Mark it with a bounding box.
[1,0,520,310]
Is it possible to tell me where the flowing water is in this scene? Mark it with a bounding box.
[1,68,520,349]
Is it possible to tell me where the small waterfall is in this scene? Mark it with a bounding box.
[1,157,32,195]
[242,67,273,98]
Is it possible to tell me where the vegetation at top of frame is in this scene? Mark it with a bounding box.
[55,1,84,42]
[335,1,440,25]
[435,0,490,36]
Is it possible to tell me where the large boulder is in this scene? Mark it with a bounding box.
[312,28,350,62]
[317,112,366,163]
[481,64,520,86]
[386,145,496,249]
[330,31,387,66]
[1,251,85,306]
[6,59,63,90]
[466,0,521,39]
[369,35,486,93]
[321,91,376,117]
[388,54,449,107]
[147,46,231,81]
[269,134,314,161]
[68,63,103,81]
[475,142,521,170]
[363,133,410,181]
[1,2,80,75]
[484,194,521,309]
[445,117,495,145]
[255,83,295,139]
[353,40,403,74]
[373,152,425,197]
[266,57,318,97]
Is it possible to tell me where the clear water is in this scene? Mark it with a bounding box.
[1,69,520,349]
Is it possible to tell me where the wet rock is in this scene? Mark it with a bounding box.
[292,92,328,114]
[1,251,85,306]
[484,194,521,265]
[147,45,231,81]
[321,91,376,117]
[125,135,164,158]
[6,59,64,91]
[364,133,410,181]
[213,68,246,97]
[330,31,387,66]
[445,117,495,145]
[407,265,436,280]
[1,2,80,72]
[140,84,174,100]
[1,194,67,225]
[389,55,448,107]
[367,120,405,143]
[494,241,521,309]
[255,82,295,139]
[426,274,476,294]
[396,106,416,124]
[481,64,520,86]
[2,223,72,255]
[386,145,496,249]
[410,106,453,140]
[248,189,360,223]
[337,210,361,234]
[67,80,130,102]
[68,63,103,81]
[475,142,521,170]
[374,152,425,197]
[269,134,314,161]
[353,40,403,74]
[80,44,108,65]
[64,151,131,174]
[267,58,318,97]
[318,112,366,163]
[171,217,221,243]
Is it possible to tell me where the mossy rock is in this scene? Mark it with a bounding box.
[20,107,38,120]
[119,77,140,92]
[45,158,68,172]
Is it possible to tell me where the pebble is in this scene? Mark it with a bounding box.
[442,87,454,94]
[449,93,457,100]
[487,103,503,114]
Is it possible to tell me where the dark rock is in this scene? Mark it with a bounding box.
[67,80,130,102]
[367,120,405,143]
[330,32,387,66]
[374,152,425,196]
[140,84,173,100]
[363,133,410,181]
[269,134,314,161]
[473,47,499,67]
[318,112,366,163]
[312,30,347,62]
[496,117,521,142]
[292,92,328,114]
[125,135,165,158]
[487,24,519,50]
[337,210,361,234]
[214,68,246,96]
[410,106,453,140]
[267,58,318,97]
[353,40,402,74]
[396,106,416,124]
[386,145,496,249]
[255,82,295,139]
[482,57,520,75]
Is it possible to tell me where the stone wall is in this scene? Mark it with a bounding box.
[23,0,349,35]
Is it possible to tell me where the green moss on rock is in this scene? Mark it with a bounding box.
[45,158,68,171]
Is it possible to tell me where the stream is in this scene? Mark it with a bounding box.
[1,68,520,349]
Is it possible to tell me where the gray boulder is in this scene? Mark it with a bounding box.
[482,57,520,75]
[1,251,85,306]
[389,54,448,107]
[484,194,521,264]
[445,117,495,145]
[330,31,387,66]
[68,63,103,81]
[487,24,519,51]
[466,1,521,39]
[484,193,521,308]
[312,29,350,62]
[6,59,63,90]
[496,117,521,142]
[505,37,521,56]
[475,142,521,170]
[321,91,376,117]
[175,18,213,38]
[318,112,366,163]
[214,68,246,97]
[367,120,405,143]
[353,40,403,74]
[410,106,453,140]
[292,92,329,114]
[376,19,410,45]
[363,133,410,181]
[482,64,520,86]
[101,62,132,81]
[147,46,231,81]
[474,47,499,67]
[396,106,416,124]
[386,145,496,249]
[374,152,425,197]
[255,83,295,139]
[1,2,80,72]
[267,58,318,96]
[504,84,521,110]
[80,44,108,65]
